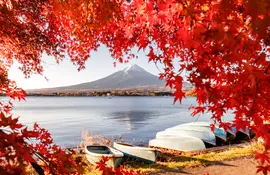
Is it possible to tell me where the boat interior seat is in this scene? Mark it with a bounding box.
[86,146,112,154]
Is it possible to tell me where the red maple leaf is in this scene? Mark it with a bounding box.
[256,165,270,175]
[147,47,156,62]
[255,151,270,165]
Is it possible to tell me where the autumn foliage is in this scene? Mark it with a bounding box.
[0,0,270,174]
[95,156,142,175]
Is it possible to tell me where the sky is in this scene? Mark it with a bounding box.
[8,45,165,90]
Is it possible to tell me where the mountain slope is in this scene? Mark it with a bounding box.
[28,65,192,93]
[68,64,164,89]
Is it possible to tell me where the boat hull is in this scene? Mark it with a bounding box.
[231,127,250,136]
[179,122,237,138]
[156,128,216,146]
[85,145,124,168]
[167,125,227,141]
[113,142,159,163]
[149,136,206,152]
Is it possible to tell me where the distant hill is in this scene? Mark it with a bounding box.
[27,64,192,93]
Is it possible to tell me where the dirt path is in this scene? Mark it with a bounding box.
[150,157,263,175]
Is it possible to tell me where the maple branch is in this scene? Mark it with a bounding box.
[28,146,57,175]
[264,64,270,74]
[40,59,57,68]
[248,80,259,119]
[153,60,162,73]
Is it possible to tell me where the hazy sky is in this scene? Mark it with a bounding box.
[8,45,165,89]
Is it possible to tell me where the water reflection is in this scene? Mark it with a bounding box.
[108,111,157,131]
[11,96,216,147]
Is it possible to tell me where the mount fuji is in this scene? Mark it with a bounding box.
[28,64,192,93]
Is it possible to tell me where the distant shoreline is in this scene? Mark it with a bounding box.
[25,89,196,97]
[25,91,174,97]
[2,89,196,97]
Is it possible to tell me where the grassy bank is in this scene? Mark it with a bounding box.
[26,131,264,175]
[76,142,263,175]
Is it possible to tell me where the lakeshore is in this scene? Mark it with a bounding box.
[38,141,263,175]
[26,90,174,97]
[24,87,196,97]
[15,96,261,174]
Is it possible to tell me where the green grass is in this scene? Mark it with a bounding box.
[120,142,264,173]
[27,142,264,175]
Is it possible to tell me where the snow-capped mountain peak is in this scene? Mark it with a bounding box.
[122,64,150,76]
[123,64,143,72]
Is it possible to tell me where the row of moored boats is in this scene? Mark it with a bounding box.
[84,122,251,167]
[149,122,250,151]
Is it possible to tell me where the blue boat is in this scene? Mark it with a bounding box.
[230,126,250,136]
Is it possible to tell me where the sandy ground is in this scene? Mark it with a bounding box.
[150,157,263,175]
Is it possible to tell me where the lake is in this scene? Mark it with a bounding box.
[11,96,234,147]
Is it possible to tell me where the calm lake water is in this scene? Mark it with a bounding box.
[11,96,234,147]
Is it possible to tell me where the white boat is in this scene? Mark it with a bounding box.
[167,123,227,141]
[149,136,206,152]
[156,128,216,146]
[181,122,211,127]
[113,142,159,163]
[179,122,236,138]
[85,145,124,167]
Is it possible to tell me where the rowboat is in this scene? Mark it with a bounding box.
[228,126,250,141]
[226,128,237,137]
[231,126,250,136]
[113,142,159,163]
[180,122,250,140]
[149,136,206,152]
[179,122,237,138]
[85,145,124,168]
[168,123,227,141]
[181,122,211,127]
[156,128,216,146]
